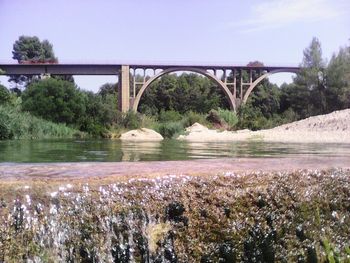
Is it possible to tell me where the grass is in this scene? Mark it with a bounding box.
[0,105,83,140]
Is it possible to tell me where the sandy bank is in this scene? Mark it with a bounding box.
[178,109,350,143]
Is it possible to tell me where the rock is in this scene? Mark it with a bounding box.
[185,122,209,132]
[120,128,163,141]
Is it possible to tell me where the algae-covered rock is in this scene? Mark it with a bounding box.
[120,128,163,141]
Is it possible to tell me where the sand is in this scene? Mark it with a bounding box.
[178,109,350,143]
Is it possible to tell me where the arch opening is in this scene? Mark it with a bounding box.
[242,69,299,104]
[132,67,236,113]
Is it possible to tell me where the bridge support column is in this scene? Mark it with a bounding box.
[118,65,130,112]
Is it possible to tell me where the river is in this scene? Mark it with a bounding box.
[1,138,350,162]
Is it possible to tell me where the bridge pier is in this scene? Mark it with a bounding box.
[118,65,130,112]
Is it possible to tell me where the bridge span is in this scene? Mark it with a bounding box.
[0,63,300,112]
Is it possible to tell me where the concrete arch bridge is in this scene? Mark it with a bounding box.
[0,63,299,112]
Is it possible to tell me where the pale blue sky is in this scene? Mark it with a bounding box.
[1,0,349,92]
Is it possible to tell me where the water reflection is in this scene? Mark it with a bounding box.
[0,139,349,163]
[121,141,162,161]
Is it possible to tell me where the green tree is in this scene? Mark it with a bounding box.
[98,82,118,98]
[294,37,326,116]
[12,36,56,62]
[10,36,58,87]
[0,84,11,105]
[138,73,229,115]
[326,45,350,111]
[21,78,85,125]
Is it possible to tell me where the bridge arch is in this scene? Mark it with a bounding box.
[242,68,299,104]
[132,67,236,112]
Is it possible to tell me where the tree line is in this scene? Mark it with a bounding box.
[1,36,350,139]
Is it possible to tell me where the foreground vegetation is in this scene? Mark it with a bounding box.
[0,36,349,140]
[0,168,349,262]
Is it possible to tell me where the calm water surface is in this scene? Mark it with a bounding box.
[0,139,350,163]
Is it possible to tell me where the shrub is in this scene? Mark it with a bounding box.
[0,105,81,140]
[122,110,142,129]
[0,111,12,139]
[217,108,238,128]
[182,111,207,128]
[156,121,184,138]
[206,109,224,126]
[0,84,11,105]
[21,78,86,125]
[206,108,238,130]
[158,110,182,122]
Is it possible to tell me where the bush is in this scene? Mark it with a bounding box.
[0,111,12,139]
[156,121,185,138]
[0,105,82,140]
[206,110,224,127]
[0,84,11,105]
[21,78,86,125]
[158,110,182,122]
[206,108,238,130]
[217,108,238,128]
[122,110,142,129]
[182,111,207,128]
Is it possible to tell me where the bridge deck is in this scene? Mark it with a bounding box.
[0,63,300,75]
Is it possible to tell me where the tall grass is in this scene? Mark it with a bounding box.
[0,105,82,140]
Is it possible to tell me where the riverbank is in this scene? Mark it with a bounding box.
[178,109,350,143]
[0,157,349,262]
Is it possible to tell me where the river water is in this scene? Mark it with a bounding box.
[1,138,350,162]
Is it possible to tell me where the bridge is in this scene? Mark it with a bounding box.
[0,63,300,112]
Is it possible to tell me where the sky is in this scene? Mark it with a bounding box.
[0,0,349,92]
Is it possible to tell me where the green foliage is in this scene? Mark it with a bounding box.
[292,37,327,116]
[139,73,229,115]
[21,78,86,126]
[12,35,57,63]
[158,110,182,122]
[182,111,208,128]
[0,84,11,105]
[98,82,118,98]
[0,105,81,140]
[206,108,238,129]
[10,36,58,87]
[206,109,223,126]
[156,121,185,138]
[326,46,350,111]
[217,108,238,128]
[122,110,142,130]
[237,104,266,131]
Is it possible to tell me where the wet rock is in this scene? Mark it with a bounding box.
[153,231,178,263]
[12,200,24,231]
[243,225,276,262]
[218,241,236,263]
[200,209,208,218]
[296,224,307,241]
[306,245,318,263]
[111,243,131,263]
[224,207,231,218]
[79,246,95,263]
[133,232,149,262]
[201,254,214,263]
[165,202,188,225]
[256,195,268,208]
[266,212,275,227]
